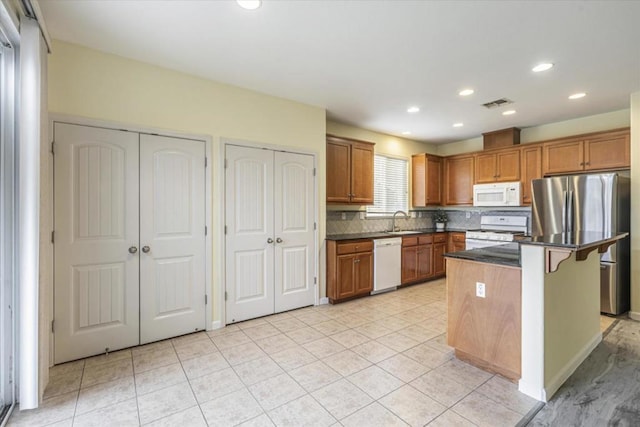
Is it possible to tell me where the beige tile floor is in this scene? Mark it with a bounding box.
[10,279,544,427]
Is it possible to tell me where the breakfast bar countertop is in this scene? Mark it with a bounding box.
[443,242,521,268]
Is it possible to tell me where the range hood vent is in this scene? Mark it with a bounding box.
[482,98,513,109]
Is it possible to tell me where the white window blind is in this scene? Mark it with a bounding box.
[366,154,408,217]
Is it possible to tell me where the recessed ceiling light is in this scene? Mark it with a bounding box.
[407,106,420,113]
[459,89,474,96]
[402,131,411,135]
[568,92,586,100]
[237,0,261,10]
[453,123,464,128]
[502,110,516,116]
[532,63,554,72]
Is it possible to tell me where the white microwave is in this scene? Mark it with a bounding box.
[473,182,521,207]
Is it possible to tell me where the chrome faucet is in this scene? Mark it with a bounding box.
[391,210,409,232]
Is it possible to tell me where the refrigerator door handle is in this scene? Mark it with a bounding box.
[567,190,574,233]
[562,190,567,233]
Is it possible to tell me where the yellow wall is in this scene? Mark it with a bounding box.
[630,92,640,320]
[436,109,631,157]
[48,40,327,324]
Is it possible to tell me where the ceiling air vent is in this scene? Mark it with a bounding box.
[482,98,513,109]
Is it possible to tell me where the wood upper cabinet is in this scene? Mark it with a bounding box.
[542,138,584,175]
[474,149,520,184]
[412,154,443,206]
[326,135,375,204]
[584,130,630,171]
[521,146,542,205]
[444,155,474,205]
[327,239,373,303]
[542,128,630,175]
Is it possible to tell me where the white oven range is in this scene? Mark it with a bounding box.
[465,215,528,250]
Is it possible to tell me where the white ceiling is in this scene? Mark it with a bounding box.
[38,0,640,144]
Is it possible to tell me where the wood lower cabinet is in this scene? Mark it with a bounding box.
[412,154,443,206]
[521,146,542,205]
[401,233,447,285]
[447,232,466,253]
[327,135,375,205]
[474,149,520,184]
[327,239,373,303]
[446,258,521,380]
[432,233,447,276]
[444,155,474,205]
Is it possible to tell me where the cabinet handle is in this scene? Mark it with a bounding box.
[276,238,283,243]
[580,162,584,166]
[354,259,360,263]
[585,162,590,166]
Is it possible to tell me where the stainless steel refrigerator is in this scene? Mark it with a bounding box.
[531,173,630,315]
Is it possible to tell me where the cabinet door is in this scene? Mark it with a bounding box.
[355,252,373,294]
[327,140,351,203]
[543,140,583,175]
[336,254,356,299]
[453,242,466,252]
[426,156,443,205]
[433,243,446,276]
[444,155,474,205]
[496,149,521,182]
[474,153,498,184]
[521,146,542,205]
[351,142,375,204]
[401,245,419,284]
[447,232,466,252]
[584,132,630,171]
[411,154,426,207]
[417,244,433,279]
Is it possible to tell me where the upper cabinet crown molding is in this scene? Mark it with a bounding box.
[326,134,375,205]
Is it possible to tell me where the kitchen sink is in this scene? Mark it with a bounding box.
[386,230,422,235]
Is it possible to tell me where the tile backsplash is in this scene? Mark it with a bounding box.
[326,209,532,235]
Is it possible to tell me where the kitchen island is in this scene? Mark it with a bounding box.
[444,232,628,402]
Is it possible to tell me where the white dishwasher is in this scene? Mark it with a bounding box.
[373,237,402,294]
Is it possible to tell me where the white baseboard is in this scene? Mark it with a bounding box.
[210,320,223,330]
[544,331,602,401]
[518,380,547,402]
[628,311,640,321]
[319,297,329,305]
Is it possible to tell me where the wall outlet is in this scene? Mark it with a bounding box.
[341,212,346,220]
[466,211,471,219]
[476,282,486,298]
[411,211,416,218]
[359,212,365,220]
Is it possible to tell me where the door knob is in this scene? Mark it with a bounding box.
[276,238,283,243]
[128,246,138,254]
[267,238,274,244]
[142,246,150,253]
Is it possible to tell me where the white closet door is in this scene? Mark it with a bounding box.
[139,134,206,343]
[225,145,274,323]
[274,152,316,312]
[54,123,140,363]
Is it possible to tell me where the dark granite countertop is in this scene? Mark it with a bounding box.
[519,231,629,249]
[444,242,521,268]
[326,227,468,241]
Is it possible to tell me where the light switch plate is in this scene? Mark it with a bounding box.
[476,282,486,298]
[466,211,471,219]
[411,212,416,218]
[359,212,365,220]
[341,212,346,220]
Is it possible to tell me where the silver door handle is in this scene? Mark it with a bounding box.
[276,238,283,243]
[128,246,138,254]
[267,238,274,244]
[142,246,150,253]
